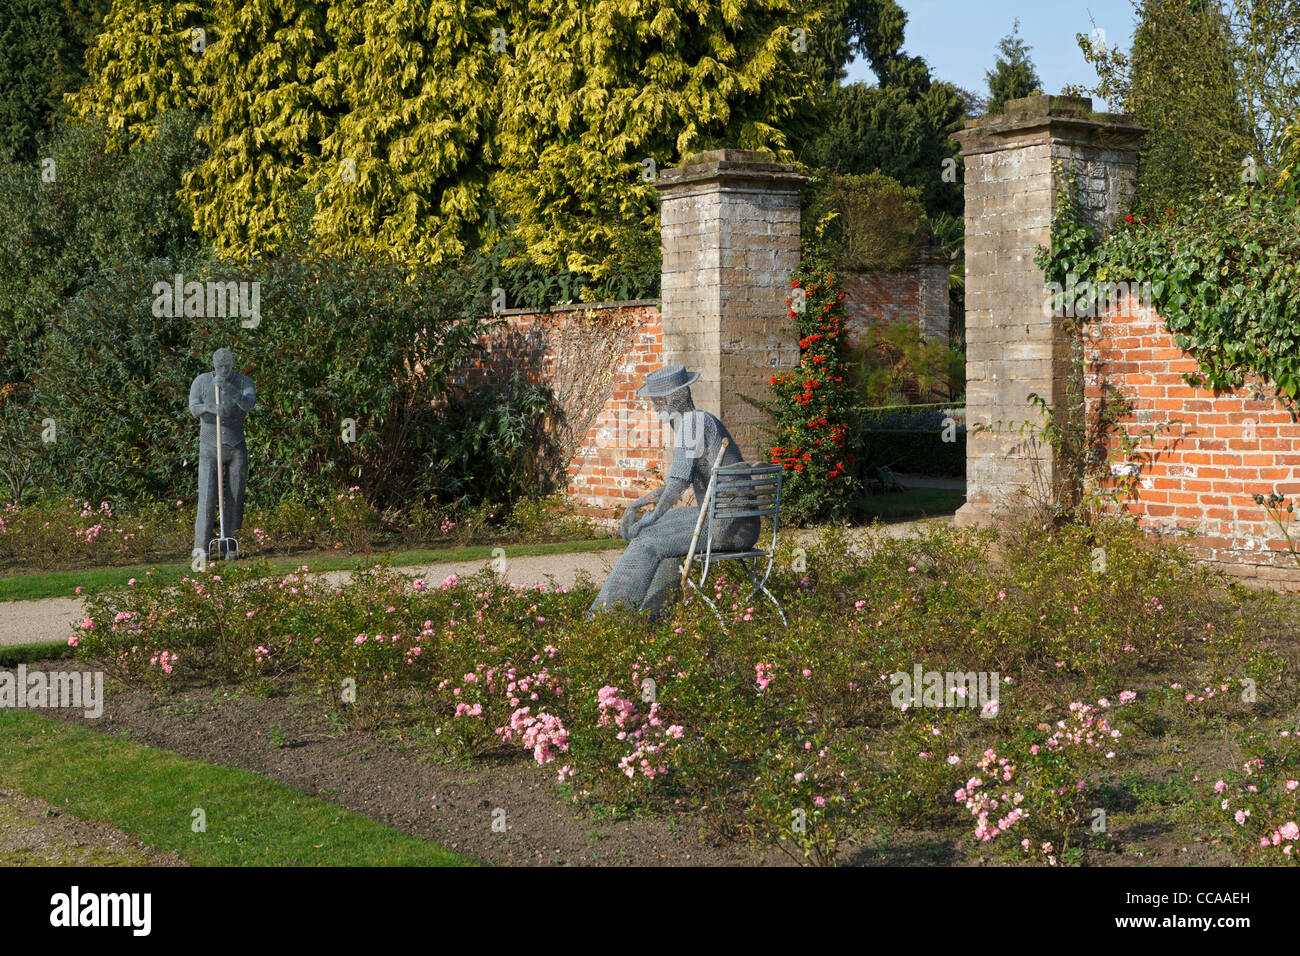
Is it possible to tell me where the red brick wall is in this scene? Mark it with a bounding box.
[841,259,951,349]
[842,272,924,348]
[461,302,665,520]
[1084,299,1300,589]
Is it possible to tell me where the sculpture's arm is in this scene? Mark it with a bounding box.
[232,377,256,413]
[620,487,662,541]
[189,378,215,419]
[629,412,707,538]
[213,376,254,419]
[630,475,689,537]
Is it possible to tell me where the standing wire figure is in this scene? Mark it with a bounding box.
[189,349,257,559]
[588,365,758,617]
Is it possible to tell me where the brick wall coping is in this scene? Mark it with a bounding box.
[496,299,660,317]
[913,245,953,268]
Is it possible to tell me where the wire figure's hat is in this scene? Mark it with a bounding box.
[635,364,700,399]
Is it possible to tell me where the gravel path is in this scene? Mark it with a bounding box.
[0,550,625,647]
[0,517,955,648]
[0,598,83,648]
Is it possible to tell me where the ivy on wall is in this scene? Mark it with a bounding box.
[1036,165,1300,405]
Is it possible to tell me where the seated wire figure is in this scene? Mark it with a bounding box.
[588,365,759,618]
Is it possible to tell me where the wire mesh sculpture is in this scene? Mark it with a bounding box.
[587,365,759,618]
[188,349,257,559]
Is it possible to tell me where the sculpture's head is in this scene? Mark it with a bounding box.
[635,364,698,422]
[654,389,695,423]
[212,348,235,379]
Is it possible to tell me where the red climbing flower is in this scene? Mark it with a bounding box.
[769,255,860,517]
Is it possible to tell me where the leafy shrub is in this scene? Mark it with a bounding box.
[425,376,555,505]
[0,114,562,518]
[318,487,381,554]
[0,111,204,393]
[849,320,965,406]
[460,227,659,311]
[26,247,489,509]
[802,170,930,274]
[506,494,597,544]
[0,489,608,571]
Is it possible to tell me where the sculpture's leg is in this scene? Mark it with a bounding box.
[588,543,656,615]
[227,441,249,534]
[588,508,698,617]
[193,448,218,554]
[640,556,682,617]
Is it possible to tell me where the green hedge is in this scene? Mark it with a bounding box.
[859,401,966,427]
[21,249,494,509]
[860,427,965,477]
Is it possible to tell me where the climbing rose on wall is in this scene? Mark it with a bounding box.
[768,255,862,522]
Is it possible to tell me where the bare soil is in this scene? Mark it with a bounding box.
[0,786,186,867]
[45,679,797,866]
[14,656,1247,868]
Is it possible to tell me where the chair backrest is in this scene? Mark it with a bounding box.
[707,462,782,522]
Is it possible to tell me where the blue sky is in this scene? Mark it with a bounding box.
[842,0,1141,111]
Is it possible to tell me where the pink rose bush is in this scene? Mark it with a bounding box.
[955,749,1026,842]
[1210,731,1300,864]
[953,695,1133,864]
[594,684,684,781]
[65,518,1291,866]
[0,492,484,571]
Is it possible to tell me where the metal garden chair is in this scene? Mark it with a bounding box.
[679,459,786,631]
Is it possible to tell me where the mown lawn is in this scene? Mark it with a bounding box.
[0,709,475,866]
[854,486,965,522]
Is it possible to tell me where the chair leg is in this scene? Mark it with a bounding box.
[683,559,786,635]
[760,583,787,628]
[685,579,728,634]
[739,559,787,629]
[696,591,728,633]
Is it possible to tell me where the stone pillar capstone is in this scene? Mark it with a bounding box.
[655,149,805,460]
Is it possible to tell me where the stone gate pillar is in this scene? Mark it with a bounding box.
[656,150,805,459]
[953,96,1145,526]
